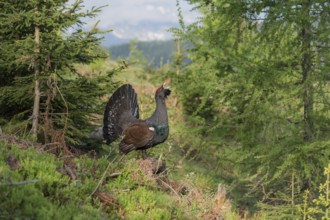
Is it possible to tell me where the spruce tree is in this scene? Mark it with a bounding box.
[0,0,114,147]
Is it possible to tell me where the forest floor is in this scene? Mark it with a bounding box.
[0,130,234,219]
[0,61,253,219]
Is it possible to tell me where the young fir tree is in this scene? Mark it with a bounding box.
[0,0,115,148]
[174,0,330,215]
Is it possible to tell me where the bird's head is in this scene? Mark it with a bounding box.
[156,83,171,99]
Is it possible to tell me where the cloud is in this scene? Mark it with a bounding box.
[110,20,177,41]
[145,4,155,11]
[156,6,167,15]
[68,0,200,42]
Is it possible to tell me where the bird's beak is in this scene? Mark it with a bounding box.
[162,82,170,90]
[162,82,171,98]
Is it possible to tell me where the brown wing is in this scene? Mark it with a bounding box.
[119,123,155,154]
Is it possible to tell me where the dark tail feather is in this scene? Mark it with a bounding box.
[103,84,139,144]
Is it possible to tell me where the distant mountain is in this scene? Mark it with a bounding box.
[107,40,178,67]
[99,20,179,47]
[100,33,130,47]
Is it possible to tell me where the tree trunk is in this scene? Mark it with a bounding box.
[31,25,41,138]
[301,0,313,142]
[44,81,52,144]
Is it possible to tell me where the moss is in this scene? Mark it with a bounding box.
[0,141,110,219]
[0,134,237,220]
[0,141,188,219]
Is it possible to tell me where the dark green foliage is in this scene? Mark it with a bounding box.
[171,0,330,215]
[0,0,116,148]
[45,71,119,148]
[0,76,34,120]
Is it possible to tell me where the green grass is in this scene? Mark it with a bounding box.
[0,138,232,219]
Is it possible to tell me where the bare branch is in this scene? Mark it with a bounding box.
[0,179,39,186]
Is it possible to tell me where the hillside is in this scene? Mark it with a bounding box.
[0,134,232,219]
[0,61,238,219]
[107,40,178,67]
[1,55,329,220]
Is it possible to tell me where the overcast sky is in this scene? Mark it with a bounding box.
[69,0,199,42]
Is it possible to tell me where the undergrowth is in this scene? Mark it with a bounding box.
[0,138,234,219]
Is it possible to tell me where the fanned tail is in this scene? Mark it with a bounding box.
[103,84,139,144]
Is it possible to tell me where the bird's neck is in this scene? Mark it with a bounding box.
[147,98,168,125]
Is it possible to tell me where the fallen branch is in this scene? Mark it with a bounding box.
[157,178,181,201]
[0,179,39,186]
[89,155,125,197]
[107,172,122,178]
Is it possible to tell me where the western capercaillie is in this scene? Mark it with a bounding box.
[103,84,171,157]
